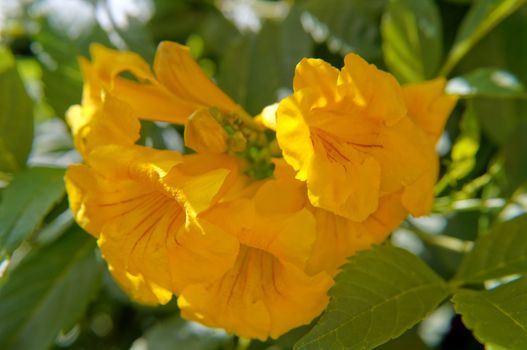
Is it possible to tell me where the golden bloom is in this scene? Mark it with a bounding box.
[80,42,239,124]
[65,144,242,304]
[276,55,457,221]
[66,41,242,157]
[179,178,332,340]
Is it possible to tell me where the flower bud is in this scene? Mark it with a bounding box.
[185,108,228,153]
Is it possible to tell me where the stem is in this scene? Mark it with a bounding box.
[235,107,264,131]
[495,182,527,218]
[434,197,507,213]
[404,221,474,254]
[236,337,251,350]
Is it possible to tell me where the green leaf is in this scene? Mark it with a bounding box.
[31,0,111,118]
[302,0,386,61]
[454,214,527,284]
[376,327,429,350]
[0,49,34,173]
[218,9,312,115]
[486,343,511,350]
[0,167,66,256]
[453,277,527,350]
[144,316,231,350]
[441,0,527,75]
[295,245,449,350]
[447,68,527,98]
[437,101,480,192]
[0,228,102,350]
[381,0,443,83]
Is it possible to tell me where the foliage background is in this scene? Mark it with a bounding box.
[1,0,527,349]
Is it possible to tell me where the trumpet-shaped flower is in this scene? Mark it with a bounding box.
[79,42,239,124]
[65,144,241,304]
[179,179,332,340]
[276,55,456,220]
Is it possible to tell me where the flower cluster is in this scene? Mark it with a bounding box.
[65,42,457,340]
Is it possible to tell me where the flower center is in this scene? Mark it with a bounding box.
[210,107,280,180]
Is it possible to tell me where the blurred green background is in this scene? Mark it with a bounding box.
[1,0,527,349]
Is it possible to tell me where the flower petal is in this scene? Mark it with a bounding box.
[402,158,439,216]
[66,93,141,157]
[306,191,407,275]
[154,41,239,114]
[339,54,406,125]
[403,78,458,143]
[370,117,435,195]
[204,187,316,268]
[65,145,240,303]
[306,132,381,221]
[87,43,195,124]
[184,108,228,154]
[276,91,315,180]
[293,58,339,103]
[179,246,332,340]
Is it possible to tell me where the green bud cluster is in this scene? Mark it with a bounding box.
[209,108,280,180]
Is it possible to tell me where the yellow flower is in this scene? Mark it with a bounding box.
[276,55,456,220]
[81,42,239,124]
[178,178,332,340]
[65,144,242,304]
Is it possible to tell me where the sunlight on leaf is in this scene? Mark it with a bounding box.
[441,0,527,75]
[447,68,526,98]
[381,0,442,83]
